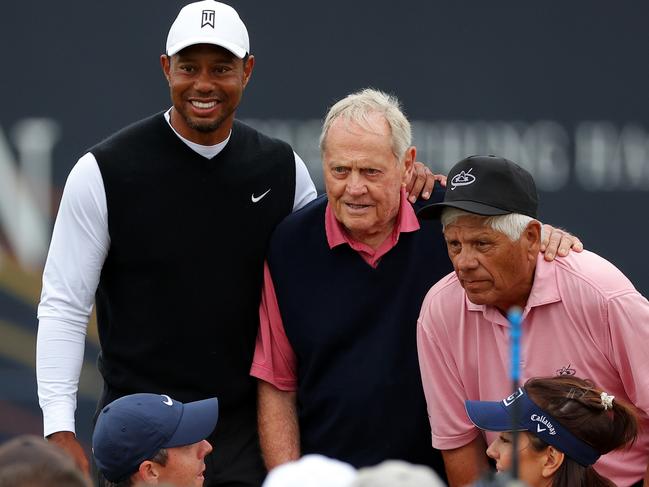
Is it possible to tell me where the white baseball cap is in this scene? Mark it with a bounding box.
[166,0,249,58]
[262,455,357,487]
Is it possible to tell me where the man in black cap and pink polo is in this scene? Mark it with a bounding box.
[416,155,649,487]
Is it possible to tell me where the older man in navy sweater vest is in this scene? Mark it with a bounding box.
[251,89,450,477]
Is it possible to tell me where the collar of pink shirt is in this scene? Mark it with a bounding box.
[324,187,420,268]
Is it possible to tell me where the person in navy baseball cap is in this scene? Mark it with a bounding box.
[464,376,638,487]
[92,393,218,486]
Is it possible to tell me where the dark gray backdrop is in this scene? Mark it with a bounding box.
[1,0,648,452]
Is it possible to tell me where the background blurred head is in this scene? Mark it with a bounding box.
[351,460,446,487]
[262,454,357,487]
[0,435,90,487]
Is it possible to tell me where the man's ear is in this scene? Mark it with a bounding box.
[160,54,171,83]
[541,445,565,478]
[137,460,161,483]
[242,54,255,88]
[401,146,416,185]
[524,220,542,258]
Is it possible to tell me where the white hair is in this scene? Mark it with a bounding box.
[441,207,543,241]
[319,88,411,164]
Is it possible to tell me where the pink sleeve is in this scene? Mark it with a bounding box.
[607,291,649,414]
[250,261,298,391]
[417,295,480,450]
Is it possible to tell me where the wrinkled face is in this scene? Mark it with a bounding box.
[486,432,549,486]
[322,115,414,248]
[161,44,254,145]
[443,215,539,312]
[157,440,213,487]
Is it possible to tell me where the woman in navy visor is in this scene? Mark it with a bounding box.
[465,376,638,487]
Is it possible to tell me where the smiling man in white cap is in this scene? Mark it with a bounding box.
[36,1,318,486]
[92,393,218,487]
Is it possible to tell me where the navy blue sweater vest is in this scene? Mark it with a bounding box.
[267,192,452,470]
[92,113,295,412]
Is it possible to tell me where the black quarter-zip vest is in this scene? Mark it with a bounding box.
[92,113,295,411]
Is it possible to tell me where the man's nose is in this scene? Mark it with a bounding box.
[200,439,213,458]
[455,247,479,270]
[345,172,367,196]
[194,70,215,93]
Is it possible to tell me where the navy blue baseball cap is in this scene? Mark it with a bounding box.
[465,388,600,467]
[417,155,538,220]
[92,393,218,482]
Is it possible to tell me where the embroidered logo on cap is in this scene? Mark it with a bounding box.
[450,168,475,190]
[201,10,215,28]
[531,414,557,435]
[161,394,173,406]
[503,388,524,406]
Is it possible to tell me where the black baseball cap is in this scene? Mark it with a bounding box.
[417,155,538,220]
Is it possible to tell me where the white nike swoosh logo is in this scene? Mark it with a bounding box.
[161,394,173,406]
[251,188,271,203]
[536,424,546,433]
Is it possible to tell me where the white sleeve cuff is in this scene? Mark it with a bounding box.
[42,401,78,437]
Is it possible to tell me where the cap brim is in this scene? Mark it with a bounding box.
[465,400,525,432]
[167,37,247,58]
[417,201,513,220]
[165,397,219,448]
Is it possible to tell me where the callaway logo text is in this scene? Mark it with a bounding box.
[531,414,556,435]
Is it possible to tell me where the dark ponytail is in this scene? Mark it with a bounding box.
[524,376,638,487]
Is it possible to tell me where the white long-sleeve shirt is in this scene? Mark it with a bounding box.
[36,111,317,436]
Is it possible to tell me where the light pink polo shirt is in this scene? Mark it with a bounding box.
[251,189,420,390]
[417,250,649,486]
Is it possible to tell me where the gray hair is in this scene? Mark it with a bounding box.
[319,88,412,163]
[441,207,543,241]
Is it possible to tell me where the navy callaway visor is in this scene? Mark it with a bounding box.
[465,388,600,467]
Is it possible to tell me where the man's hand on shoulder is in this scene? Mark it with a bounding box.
[541,224,584,261]
[47,431,90,477]
[406,162,447,203]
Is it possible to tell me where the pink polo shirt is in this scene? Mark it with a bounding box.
[251,189,420,390]
[417,250,649,486]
